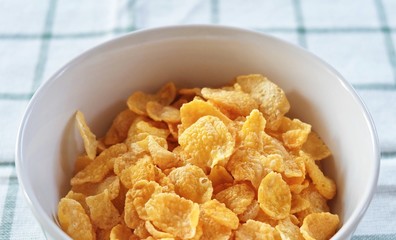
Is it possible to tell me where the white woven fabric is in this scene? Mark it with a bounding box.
[0,0,395,239]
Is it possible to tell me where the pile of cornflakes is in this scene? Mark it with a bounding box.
[58,74,339,240]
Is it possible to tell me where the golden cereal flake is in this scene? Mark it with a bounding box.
[300,212,340,240]
[199,199,239,240]
[258,172,291,220]
[145,193,200,239]
[130,180,163,220]
[71,143,127,186]
[109,224,133,240]
[168,164,213,204]
[208,165,234,188]
[72,175,120,200]
[127,82,176,116]
[119,156,156,189]
[75,111,98,160]
[179,115,235,170]
[240,109,266,149]
[301,131,331,161]
[179,99,233,131]
[200,199,239,230]
[275,217,305,240]
[124,189,142,229]
[146,101,181,123]
[238,200,261,223]
[235,219,280,240]
[58,198,95,240]
[302,151,336,200]
[226,149,268,188]
[147,135,180,170]
[201,87,258,117]
[104,109,137,146]
[236,74,290,131]
[145,221,175,239]
[86,190,120,230]
[296,184,330,222]
[278,117,311,150]
[215,183,255,215]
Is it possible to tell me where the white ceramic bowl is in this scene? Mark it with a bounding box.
[16,25,379,239]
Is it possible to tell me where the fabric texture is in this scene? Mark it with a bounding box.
[0,0,395,239]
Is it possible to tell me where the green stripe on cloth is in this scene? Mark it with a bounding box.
[0,27,138,40]
[292,0,306,47]
[0,162,15,167]
[31,0,58,93]
[381,151,396,159]
[352,234,396,240]
[0,93,33,100]
[210,0,219,24]
[125,0,137,32]
[0,173,18,240]
[353,83,396,90]
[296,27,396,33]
[375,0,396,84]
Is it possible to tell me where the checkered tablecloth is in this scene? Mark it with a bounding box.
[1,0,395,239]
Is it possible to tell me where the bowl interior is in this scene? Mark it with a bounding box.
[16,25,379,239]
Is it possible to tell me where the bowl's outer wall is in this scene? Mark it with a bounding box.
[16,26,379,240]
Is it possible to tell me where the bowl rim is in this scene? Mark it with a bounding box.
[15,24,380,239]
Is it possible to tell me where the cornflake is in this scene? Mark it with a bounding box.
[58,74,339,239]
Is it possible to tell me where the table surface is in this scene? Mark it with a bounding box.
[1,0,395,239]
